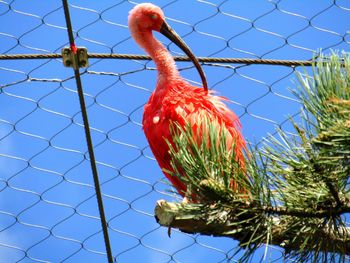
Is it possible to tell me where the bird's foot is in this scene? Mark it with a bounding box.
[181,197,190,203]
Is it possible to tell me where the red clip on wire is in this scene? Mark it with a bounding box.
[70,44,77,54]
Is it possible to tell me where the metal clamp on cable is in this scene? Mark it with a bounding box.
[61,47,89,69]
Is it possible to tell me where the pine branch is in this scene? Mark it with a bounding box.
[155,200,350,255]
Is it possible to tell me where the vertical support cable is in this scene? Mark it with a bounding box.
[61,1,114,262]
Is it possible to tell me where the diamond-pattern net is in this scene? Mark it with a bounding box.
[0,0,349,262]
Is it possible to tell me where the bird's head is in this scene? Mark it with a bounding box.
[128,3,208,91]
[128,3,165,32]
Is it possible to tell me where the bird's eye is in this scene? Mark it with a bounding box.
[150,14,158,20]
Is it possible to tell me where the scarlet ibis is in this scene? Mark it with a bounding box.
[128,3,246,200]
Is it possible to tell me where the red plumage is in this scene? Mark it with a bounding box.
[129,3,246,198]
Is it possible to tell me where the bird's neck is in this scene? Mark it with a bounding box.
[136,30,180,84]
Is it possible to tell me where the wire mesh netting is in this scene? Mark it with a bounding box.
[0,0,349,262]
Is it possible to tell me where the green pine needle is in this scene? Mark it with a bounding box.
[165,117,249,202]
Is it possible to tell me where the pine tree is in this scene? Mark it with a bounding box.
[155,53,350,262]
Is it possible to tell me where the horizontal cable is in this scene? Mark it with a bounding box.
[0,53,314,66]
[0,53,61,60]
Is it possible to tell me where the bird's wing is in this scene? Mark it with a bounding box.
[163,87,246,167]
[164,87,243,141]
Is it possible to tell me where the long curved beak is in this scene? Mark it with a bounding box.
[160,21,208,91]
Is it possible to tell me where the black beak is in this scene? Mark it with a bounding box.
[160,21,208,91]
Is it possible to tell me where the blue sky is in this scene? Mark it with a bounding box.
[0,0,349,262]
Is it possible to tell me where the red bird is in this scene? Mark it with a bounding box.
[128,3,246,199]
